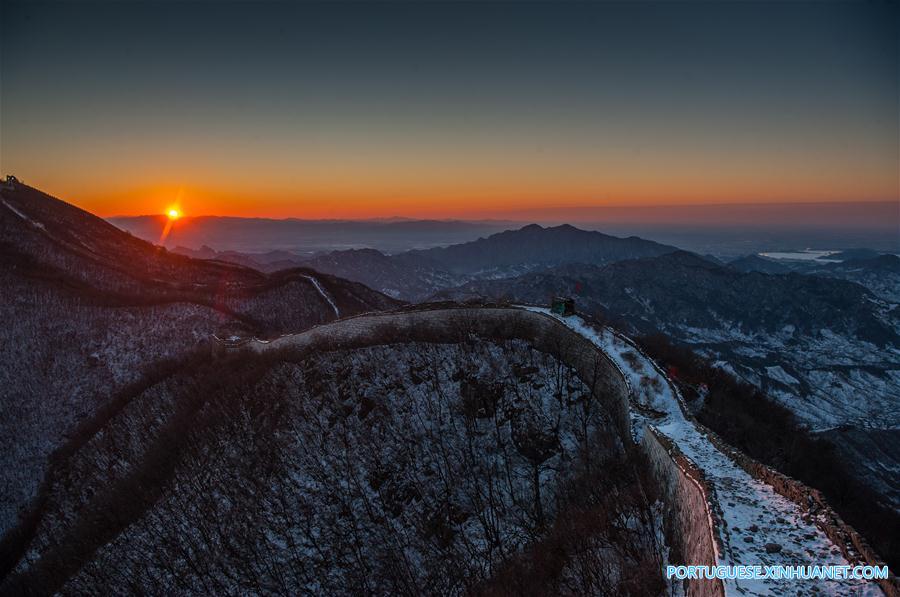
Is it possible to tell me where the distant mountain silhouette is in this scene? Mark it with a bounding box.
[726,251,900,302]
[171,245,304,271]
[111,215,517,254]
[293,224,679,299]
[406,224,678,274]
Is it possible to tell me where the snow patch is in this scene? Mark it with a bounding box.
[520,306,881,596]
[2,198,45,229]
[765,365,800,386]
[300,275,339,317]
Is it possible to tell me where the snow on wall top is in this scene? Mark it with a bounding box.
[235,303,885,596]
[524,306,883,596]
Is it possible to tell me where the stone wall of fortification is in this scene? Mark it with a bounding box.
[245,306,726,594]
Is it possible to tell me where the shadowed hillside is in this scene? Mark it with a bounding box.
[0,181,399,537]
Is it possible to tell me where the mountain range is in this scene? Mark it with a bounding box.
[2,181,898,592]
[1,184,673,594]
[110,215,517,254]
[435,251,900,509]
[165,217,900,511]
[173,224,679,301]
[0,183,397,537]
[729,252,900,302]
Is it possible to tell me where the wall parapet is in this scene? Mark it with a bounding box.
[642,426,726,597]
[699,423,898,596]
[247,304,727,595]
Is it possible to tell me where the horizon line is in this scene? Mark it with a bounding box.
[106,199,899,222]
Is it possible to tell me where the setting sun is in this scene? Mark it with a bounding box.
[167,208,181,220]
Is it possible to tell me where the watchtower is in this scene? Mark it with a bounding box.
[2,175,19,191]
[550,296,575,317]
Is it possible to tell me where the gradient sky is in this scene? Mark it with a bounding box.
[1,1,897,219]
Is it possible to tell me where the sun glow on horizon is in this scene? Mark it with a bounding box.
[159,205,182,245]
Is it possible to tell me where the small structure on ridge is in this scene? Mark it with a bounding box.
[550,296,575,317]
[2,175,20,191]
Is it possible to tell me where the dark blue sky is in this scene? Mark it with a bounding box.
[1,1,897,218]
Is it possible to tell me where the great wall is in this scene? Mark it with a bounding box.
[215,304,896,596]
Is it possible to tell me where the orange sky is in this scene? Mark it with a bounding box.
[8,108,897,219]
[3,1,897,221]
[16,145,899,220]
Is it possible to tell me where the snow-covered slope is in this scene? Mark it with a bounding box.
[2,304,891,594]
[439,254,900,512]
[525,307,884,596]
[0,181,399,537]
[3,332,666,595]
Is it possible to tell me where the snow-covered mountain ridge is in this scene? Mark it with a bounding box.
[0,180,399,542]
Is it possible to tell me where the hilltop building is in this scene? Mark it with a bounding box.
[2,175,20,190]
[550,296,575,317]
